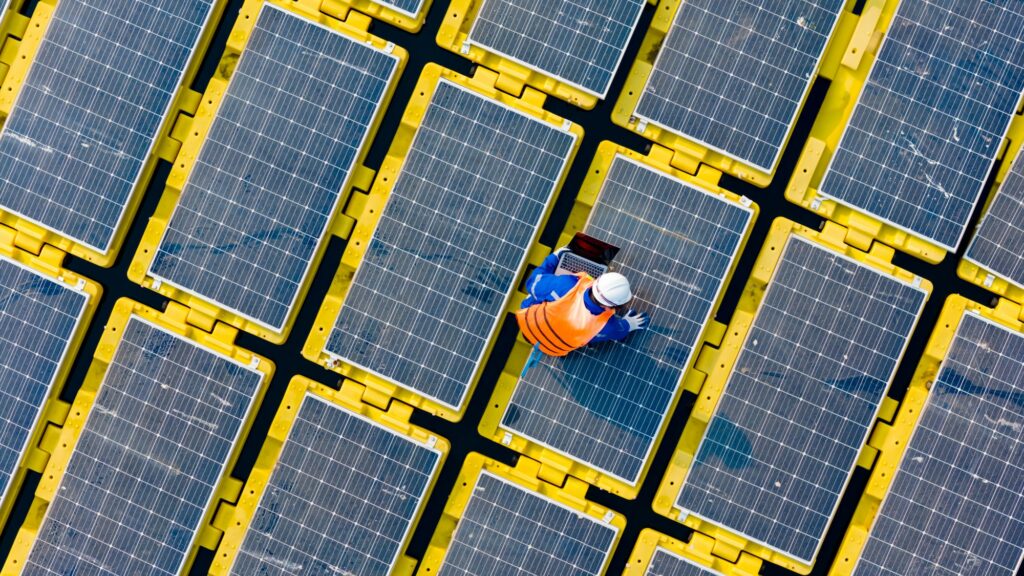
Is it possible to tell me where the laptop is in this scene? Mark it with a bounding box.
[554,232,619,277]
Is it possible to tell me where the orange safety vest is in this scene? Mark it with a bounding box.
[515,274,614,357]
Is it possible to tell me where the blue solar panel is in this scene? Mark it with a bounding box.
[438,472,617,575]
[635,0,844,171]
[466,0,645,97]
[856,312,1024,576]
[325,79,576,410]
[25,316,264,576]
[677,235,926,564]
[646,548,719,576]
[965,151,1024,290]
[501,155,752,484]
[0,0,214,253]
[232,392,441,576]
[148,4,399,332]
[0,257,88,508]
[819,0,1024,250]
[378,0,423,17]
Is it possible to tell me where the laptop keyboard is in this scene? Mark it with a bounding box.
[555,252,608,278]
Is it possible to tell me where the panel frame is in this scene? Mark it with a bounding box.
[0,0,29,94]
[1,297,273,575]
[625,529,762,576]
[0,223,100,529]
[211,375,448,575]
[0,0,224,266]
[437,0,649,108]
[129,0,406,343]
[0,0,11,31]
[787,0,1024,263]
[828,295,1024,576]
[303,64,582,422]
[654,218,930,574]
[480,141,757,498]
[321,0,432,33]
[959,134,1024,305]
[418,452,625,575]
[613,0,859,187]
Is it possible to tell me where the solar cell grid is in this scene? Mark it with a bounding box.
[231,392,440,576]
[0,0,215,254]
[855,312,1024,576]
[965,152,1024,290]
[0,1,9,18]
[646,547,720,576]
[325,78,576,410]
[24,316,264,576]
[635,0,844,171]
[500,155,752,484]
[677,234,927,564]
[438,471,617,575]
[466,0,645,97]
[819,0,1024,250]
[378,0,422,17]
[0,257,88,507]
[148,3,399,333]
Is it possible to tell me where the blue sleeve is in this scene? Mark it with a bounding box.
[529,253,560,280]
[521,254,572,308]
[590,314,631,343]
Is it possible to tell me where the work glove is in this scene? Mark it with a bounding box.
[554,246,571,257]
[624,309,649,332]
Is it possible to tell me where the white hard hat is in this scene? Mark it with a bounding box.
[592,272,632,307]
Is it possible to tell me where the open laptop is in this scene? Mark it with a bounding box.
[554,232,619,277]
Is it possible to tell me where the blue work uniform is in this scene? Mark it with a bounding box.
[520,254,631,344]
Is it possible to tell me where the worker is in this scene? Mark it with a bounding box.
[516,248,649,357]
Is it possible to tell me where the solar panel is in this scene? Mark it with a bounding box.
[965,153,1024,290]
[677,235,927,564]
[0,1,9,18]
[500,155,753,484]
[634,0,844,172]
[325,79,577,410]
[818,0,1024,250]
[438,471,617,575]
[647,547,720,576]
[24,316,264,576]
[0,0,214,254]
[148,4,399,333]
[465,0,645,98]
[0,257,88,507]
[856,312,1024,576]
[378,0,422,17]
[231,392,441,576]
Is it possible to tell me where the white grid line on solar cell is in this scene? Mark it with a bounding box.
[676,235,927,564]
[0,256,88,508]
[854,311,1024,576]
[645,547,723,576]
[24,315,264,576]
[0,0,215,254]
[817,0,1024,251]
[499,154,753,484]
[634,0,844,172]
[437,471,618,575]
[231,391,441,576]
[465,0,646,98]
[325,78,576,411]
[965,148,1024,291]
[147,3,399,332]
[375,0,422,18]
